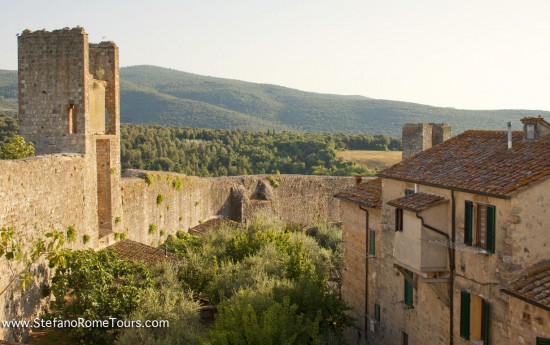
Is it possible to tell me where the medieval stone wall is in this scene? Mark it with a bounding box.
[0,156,354,341]
[0,154,98,340]
[117,171,355,247]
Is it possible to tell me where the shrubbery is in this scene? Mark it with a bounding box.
[45,214,352,345]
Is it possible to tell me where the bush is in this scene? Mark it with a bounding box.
[306,222,342,252]
[49,249,151,344]
[116,264,201,345]
[172,177,183,190]
[177,250,218,294]
[144,174,154,186]
[0,135,34,159]
[165,231,202,256]
[206,295,323,345]
[156,194,165,205]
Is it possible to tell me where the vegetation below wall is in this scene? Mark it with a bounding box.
[28,215,351,344]
[121,124,400,176]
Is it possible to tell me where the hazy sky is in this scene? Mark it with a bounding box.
[1,0,549,110]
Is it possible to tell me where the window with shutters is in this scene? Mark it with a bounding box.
[464,201,496,253]
[369,230,376,256]
[395,208,404,231]
[405,188,415,196]
[537,337,550,345]
[460,291,490,344]
[404,270,414,308]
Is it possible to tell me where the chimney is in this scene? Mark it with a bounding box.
[507,122,512,149]
[520,116,550,141]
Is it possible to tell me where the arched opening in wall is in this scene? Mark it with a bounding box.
[68,103,77,133]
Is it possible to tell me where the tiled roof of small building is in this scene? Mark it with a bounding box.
[189,218,241,236]
[107,239,181,264]
[502,262,550,312]
[387,192,447,212]
[378,130,550,197]
[334,178,382,208]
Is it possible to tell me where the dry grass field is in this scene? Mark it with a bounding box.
[337,150,402,171]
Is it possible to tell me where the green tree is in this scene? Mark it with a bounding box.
[0,135,34,159]
[49,249,151,344]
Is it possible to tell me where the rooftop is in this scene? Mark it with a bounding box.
[379,130,550,197]
[334,178,382,208]
[188,218,241,236]
[502,262,550,312]
[387,192,447,212]
[107,239,181,265]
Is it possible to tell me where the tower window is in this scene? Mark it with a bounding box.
[68,104,77,133]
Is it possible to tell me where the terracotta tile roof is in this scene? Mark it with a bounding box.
[107,239,181,264]
[502,262,550,312]
[334,178,382,208]
[188,218,241,236]
[387,192,447,212]
[379,130,550,197]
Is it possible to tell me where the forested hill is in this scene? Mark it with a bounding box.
[0,115,399,176]
[1,65,549,136]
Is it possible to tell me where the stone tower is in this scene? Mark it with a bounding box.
[402,123,451,159]
[17,27,121,237]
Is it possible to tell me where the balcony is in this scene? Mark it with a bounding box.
[389,192,449,274]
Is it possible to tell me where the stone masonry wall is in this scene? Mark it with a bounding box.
[402,123,432,160]
[506,296,550,345]
[0,154,98,341]
[18,28,90,155]
[118,171,355,247]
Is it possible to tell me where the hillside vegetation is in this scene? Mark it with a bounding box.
[120,124,399,176]
[1,66,548,136]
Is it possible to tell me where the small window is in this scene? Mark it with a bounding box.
[537,337,550,345]
[405,188,415,196]
[395,209,404,231]
[464,201,496,253]
[404,270,413,308]
[68,104,77,133]
[369,230,376,256]
[526,124,536,140]
[401,331,409,345]
[460,291,490,343]
[374,303,381,322]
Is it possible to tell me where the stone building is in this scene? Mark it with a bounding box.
[337,119,550,345]
[0,27,356,341]
[401,123,451,159]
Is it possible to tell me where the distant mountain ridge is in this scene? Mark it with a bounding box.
[0,65,548,136]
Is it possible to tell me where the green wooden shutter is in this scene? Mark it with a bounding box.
[460,291,470,340]
[374,303,381,322]
[486,205,496,253]
[369,230,376,256]
[483,299,490,345]
[404,270,413,307]
[536,337,550,345]
[464,201,473,245]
